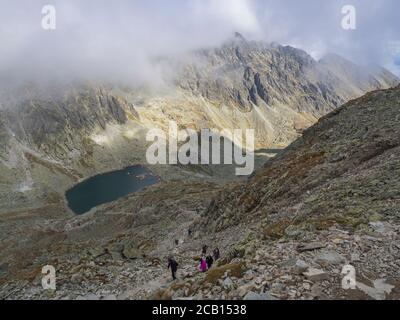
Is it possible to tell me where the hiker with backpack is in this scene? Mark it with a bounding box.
[213,247,220,261]
[167,257,179,280]
[206,255,214,269]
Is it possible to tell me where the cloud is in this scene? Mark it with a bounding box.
[254,0,400,74]
[0,0,398,89]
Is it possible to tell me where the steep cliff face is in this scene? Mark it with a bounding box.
[178,40,399,115]
[0,87,144,213]
[1,87,138,160]
[201,85,400,233]
[138,37,398,148]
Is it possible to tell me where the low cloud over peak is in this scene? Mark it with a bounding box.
[0,0,399,88]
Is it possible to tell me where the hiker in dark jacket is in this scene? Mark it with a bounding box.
[167,257,179,280]
[202,245,208,255]
[206,255,214,269]
[213,247,220,261]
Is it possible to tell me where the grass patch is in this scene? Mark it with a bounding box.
[204,262,246,284]
[262,219,291,240]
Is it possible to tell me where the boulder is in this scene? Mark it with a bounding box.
[293,259,309,274]
[314,250,345,266]
[297,242,326,252]
[303,268,329,281]
[223,277,234,290]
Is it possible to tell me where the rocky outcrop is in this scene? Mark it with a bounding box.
[177,39,398,118]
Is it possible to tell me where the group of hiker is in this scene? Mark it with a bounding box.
[199,245,220,273]
[167,245,221,281]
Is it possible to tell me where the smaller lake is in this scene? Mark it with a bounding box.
[66,165,159,215]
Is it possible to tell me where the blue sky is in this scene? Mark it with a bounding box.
[0,0,399,85]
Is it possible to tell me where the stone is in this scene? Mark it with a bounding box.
[293,259,309,274]
[356,279,395,300]
[236,284,256,297]
[351,253,361,262]
[223,277,234,290]
[243,291,276,301]
[332,238,344,245]
[271,283,285,293]
[303,282,311,291]
[297,242,326,252]
[303,268,329,282]
[88,247,106,258]
[310,284,324,298]
[369,222,390,234]
[110,251,124,261]
[314,250,345,266]
[243,270,255,281]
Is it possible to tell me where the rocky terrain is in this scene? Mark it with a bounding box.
[0,35,397,213]
[1,84,399,300]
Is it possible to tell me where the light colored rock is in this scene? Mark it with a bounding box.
[351,253,361,262]
[314,250,345,266]
[310,284,324,298]
[303,282,311,290]
[293,259,309,274]
[297,242,326,252]
[303,268,329,282]
[223,277,234,290]
[357,279,395,300]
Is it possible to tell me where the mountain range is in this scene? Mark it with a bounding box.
[0,35,397,213]
[0,35,399,300]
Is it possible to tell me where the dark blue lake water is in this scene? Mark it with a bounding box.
[66,165,159,214]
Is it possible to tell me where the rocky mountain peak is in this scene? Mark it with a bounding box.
[233,31,247,42]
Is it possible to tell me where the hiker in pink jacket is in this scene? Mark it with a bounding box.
[199,257,207,272]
